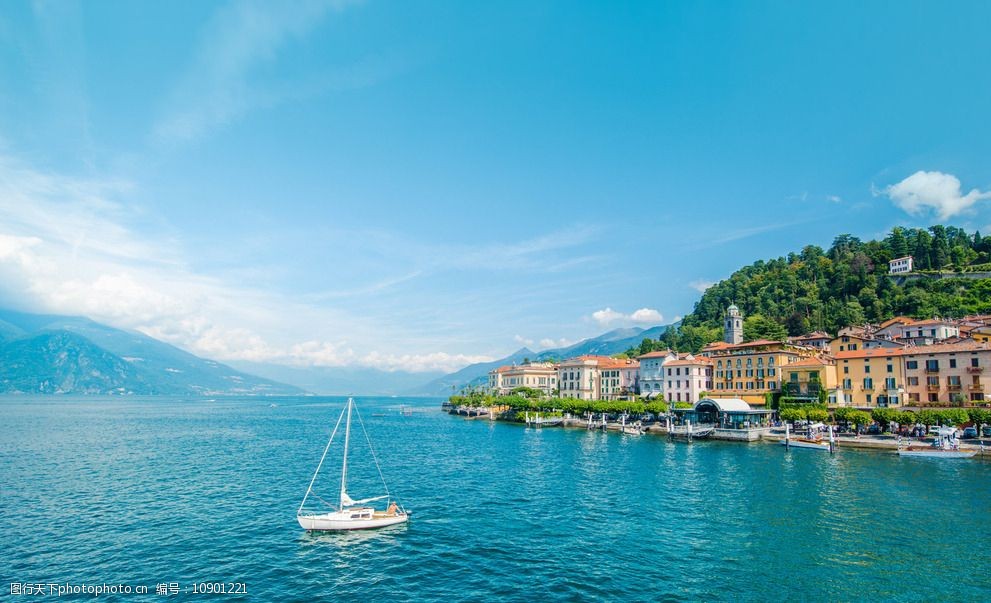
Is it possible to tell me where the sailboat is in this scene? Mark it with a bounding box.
[297,398,409,531]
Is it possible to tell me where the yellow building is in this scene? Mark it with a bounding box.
[833,348,909,408]
[703,340,819,406]
[972,326,991,343]
[781,357,839,403]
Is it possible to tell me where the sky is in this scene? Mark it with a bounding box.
[0,1,990,375]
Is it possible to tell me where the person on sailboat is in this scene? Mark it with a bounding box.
[387,501,398,516]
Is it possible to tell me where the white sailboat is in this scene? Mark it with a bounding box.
[297,398,409,531]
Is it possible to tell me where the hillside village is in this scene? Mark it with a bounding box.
[485,252,991,413]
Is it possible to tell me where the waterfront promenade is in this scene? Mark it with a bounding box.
[448,406,991,457]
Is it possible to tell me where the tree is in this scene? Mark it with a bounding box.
[743,314,788,342]
[847,410,873,433]
[806,408,829,423]
[888,227,909,258]
[779,407,806,422]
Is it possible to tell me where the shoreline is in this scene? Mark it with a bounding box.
[450,409,991,458]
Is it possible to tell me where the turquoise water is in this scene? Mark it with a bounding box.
[2,396,990,601]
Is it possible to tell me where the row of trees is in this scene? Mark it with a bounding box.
[448,391,689,417]
[776,404,988,430]
[626,226,991,355]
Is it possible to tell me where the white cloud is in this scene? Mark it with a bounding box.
[884,171,991,220]
[359,351,493,374]
[826,195,842,203]
[688,279,715,293]
[630,308,663,324]
[590,307,663,327]
[513,334,534,346]
[539,337,576,350]
[0,154,490,374]
[591,307,624,326]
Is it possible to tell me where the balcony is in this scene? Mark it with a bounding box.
[967,366,984,373]
[947,384,962,392]
[925,367,940,374]
[926,384,941,392]
[970,384,985,391]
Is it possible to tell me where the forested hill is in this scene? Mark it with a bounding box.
[641,226,991,354]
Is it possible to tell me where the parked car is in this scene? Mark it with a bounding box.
[867,424,882,435]
[962,426,978,439]
[983,425,991,437]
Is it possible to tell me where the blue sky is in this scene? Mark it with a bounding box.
[1,1,990,374]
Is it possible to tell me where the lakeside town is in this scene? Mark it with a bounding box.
[447,257,991,455]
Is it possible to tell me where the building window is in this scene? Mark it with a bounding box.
[844,366,849,374]
[906,360,918,369]
[928,393,938,402]
[949,358,957,368]
[887,364,893,373]
[972,357,980,367]
[865,365,871,374]
[908,377,919,386]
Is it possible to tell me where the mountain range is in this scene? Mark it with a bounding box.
[0,308,671,396]
[0,310,304,395]
[409,324,672,396]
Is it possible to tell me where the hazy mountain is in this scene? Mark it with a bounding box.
[410,324,673,396]
[226,361,445,396]
[0,309,304,395]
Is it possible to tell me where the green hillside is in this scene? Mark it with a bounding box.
[635,226,991,354]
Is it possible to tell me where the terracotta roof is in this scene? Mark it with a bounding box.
[598,358,640,369]
[834,348,911,359]
[878,316,914,329]
[665,357,713,366]
[907,318,956,327]
[900,340,991,356]
[637,350,674,359]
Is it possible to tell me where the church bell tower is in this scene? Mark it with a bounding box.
[724,304,743,344]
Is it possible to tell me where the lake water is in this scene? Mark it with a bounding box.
[2,396,989,601]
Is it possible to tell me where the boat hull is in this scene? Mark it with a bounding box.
[782,439,831,451]
[297,511,409,531]
[897,449,976,458]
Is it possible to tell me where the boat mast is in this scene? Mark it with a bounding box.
[339,397,353,510]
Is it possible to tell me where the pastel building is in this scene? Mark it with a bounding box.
[782,357,840,404]
[787,331,833,351]
[599,358,640,400]
[875,318,959,345]
[900,341,991,405]
[495,362,558,396]
[637,350,677,399]
[704,340,819,406]
[833,348,908,408]
[889,256,913,274]
[663,355,713,403]
[557,356,639,401]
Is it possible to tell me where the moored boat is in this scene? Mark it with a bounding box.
[897,426,976,458]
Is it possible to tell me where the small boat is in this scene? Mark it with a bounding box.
[782,423,834,452]
[897,426,976,458]
[297,398,409,531]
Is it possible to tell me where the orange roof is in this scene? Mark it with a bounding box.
[665,357,713,366]
[637,350,674,359]
[879,316,915,329]
[598,358,640,369]
[834,348,911,359]
[907,318,956,327]
[900,340,991,356]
